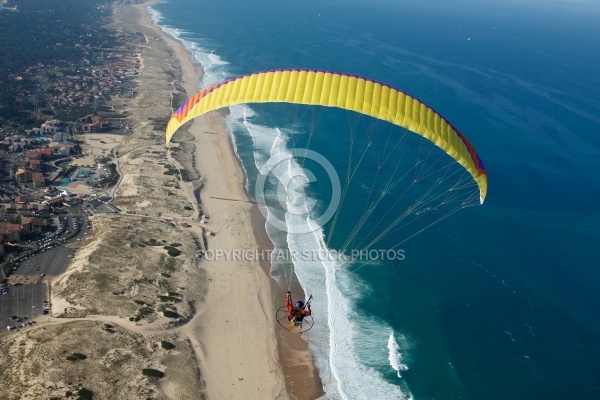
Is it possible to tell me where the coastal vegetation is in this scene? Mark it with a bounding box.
[66,352,88,362]
[0,321,201,398]
[142,368,165,378]
[163,244,182,257]
[160,340,175,350]
[52,216,205,319]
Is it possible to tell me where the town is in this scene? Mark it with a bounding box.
[0,0,147,330]
[0,115,120,279]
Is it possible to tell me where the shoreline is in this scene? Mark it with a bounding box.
[249,203,325,399]
[140,1,324,398]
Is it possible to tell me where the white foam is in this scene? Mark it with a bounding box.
[221,107,251,195]
[194,50,229,88]
[148,5,230,90]
[147,6,162,25]
[224,102,415,400]
[320,261,413,399]
[388,331,410,378]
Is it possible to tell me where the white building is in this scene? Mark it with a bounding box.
[54,131,68,142]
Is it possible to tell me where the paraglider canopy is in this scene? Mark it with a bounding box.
[165,69,487,203]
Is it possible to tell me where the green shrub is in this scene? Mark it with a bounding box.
[161,341,175,350]
[163,310,180,319]
[165,246,181,257]
[66,352,87,361]
[162,258,176,272]
[158,295,181,303]
[181,170,193,182]
[77,388,94,399]
[142,368,165,378]
[138,306,154,317]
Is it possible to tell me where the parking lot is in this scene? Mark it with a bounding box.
[1,215,91,333]
[1,281,47,331]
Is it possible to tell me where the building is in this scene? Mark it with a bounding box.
[15,168,32,183]
[41,119,61,133]
[29,159,42,172]
[53,131,68,142]
[0,222,21,242]
[25,128,44,136]
[78,114,111,132]
[20,216,44,234]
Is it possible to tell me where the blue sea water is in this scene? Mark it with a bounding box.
[150,0,600,399]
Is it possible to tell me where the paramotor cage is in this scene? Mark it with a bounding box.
[276,305,314,333]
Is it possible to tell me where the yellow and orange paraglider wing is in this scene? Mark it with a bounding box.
[165,69,487,203]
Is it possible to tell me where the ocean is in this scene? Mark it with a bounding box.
[150,0,600,399]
